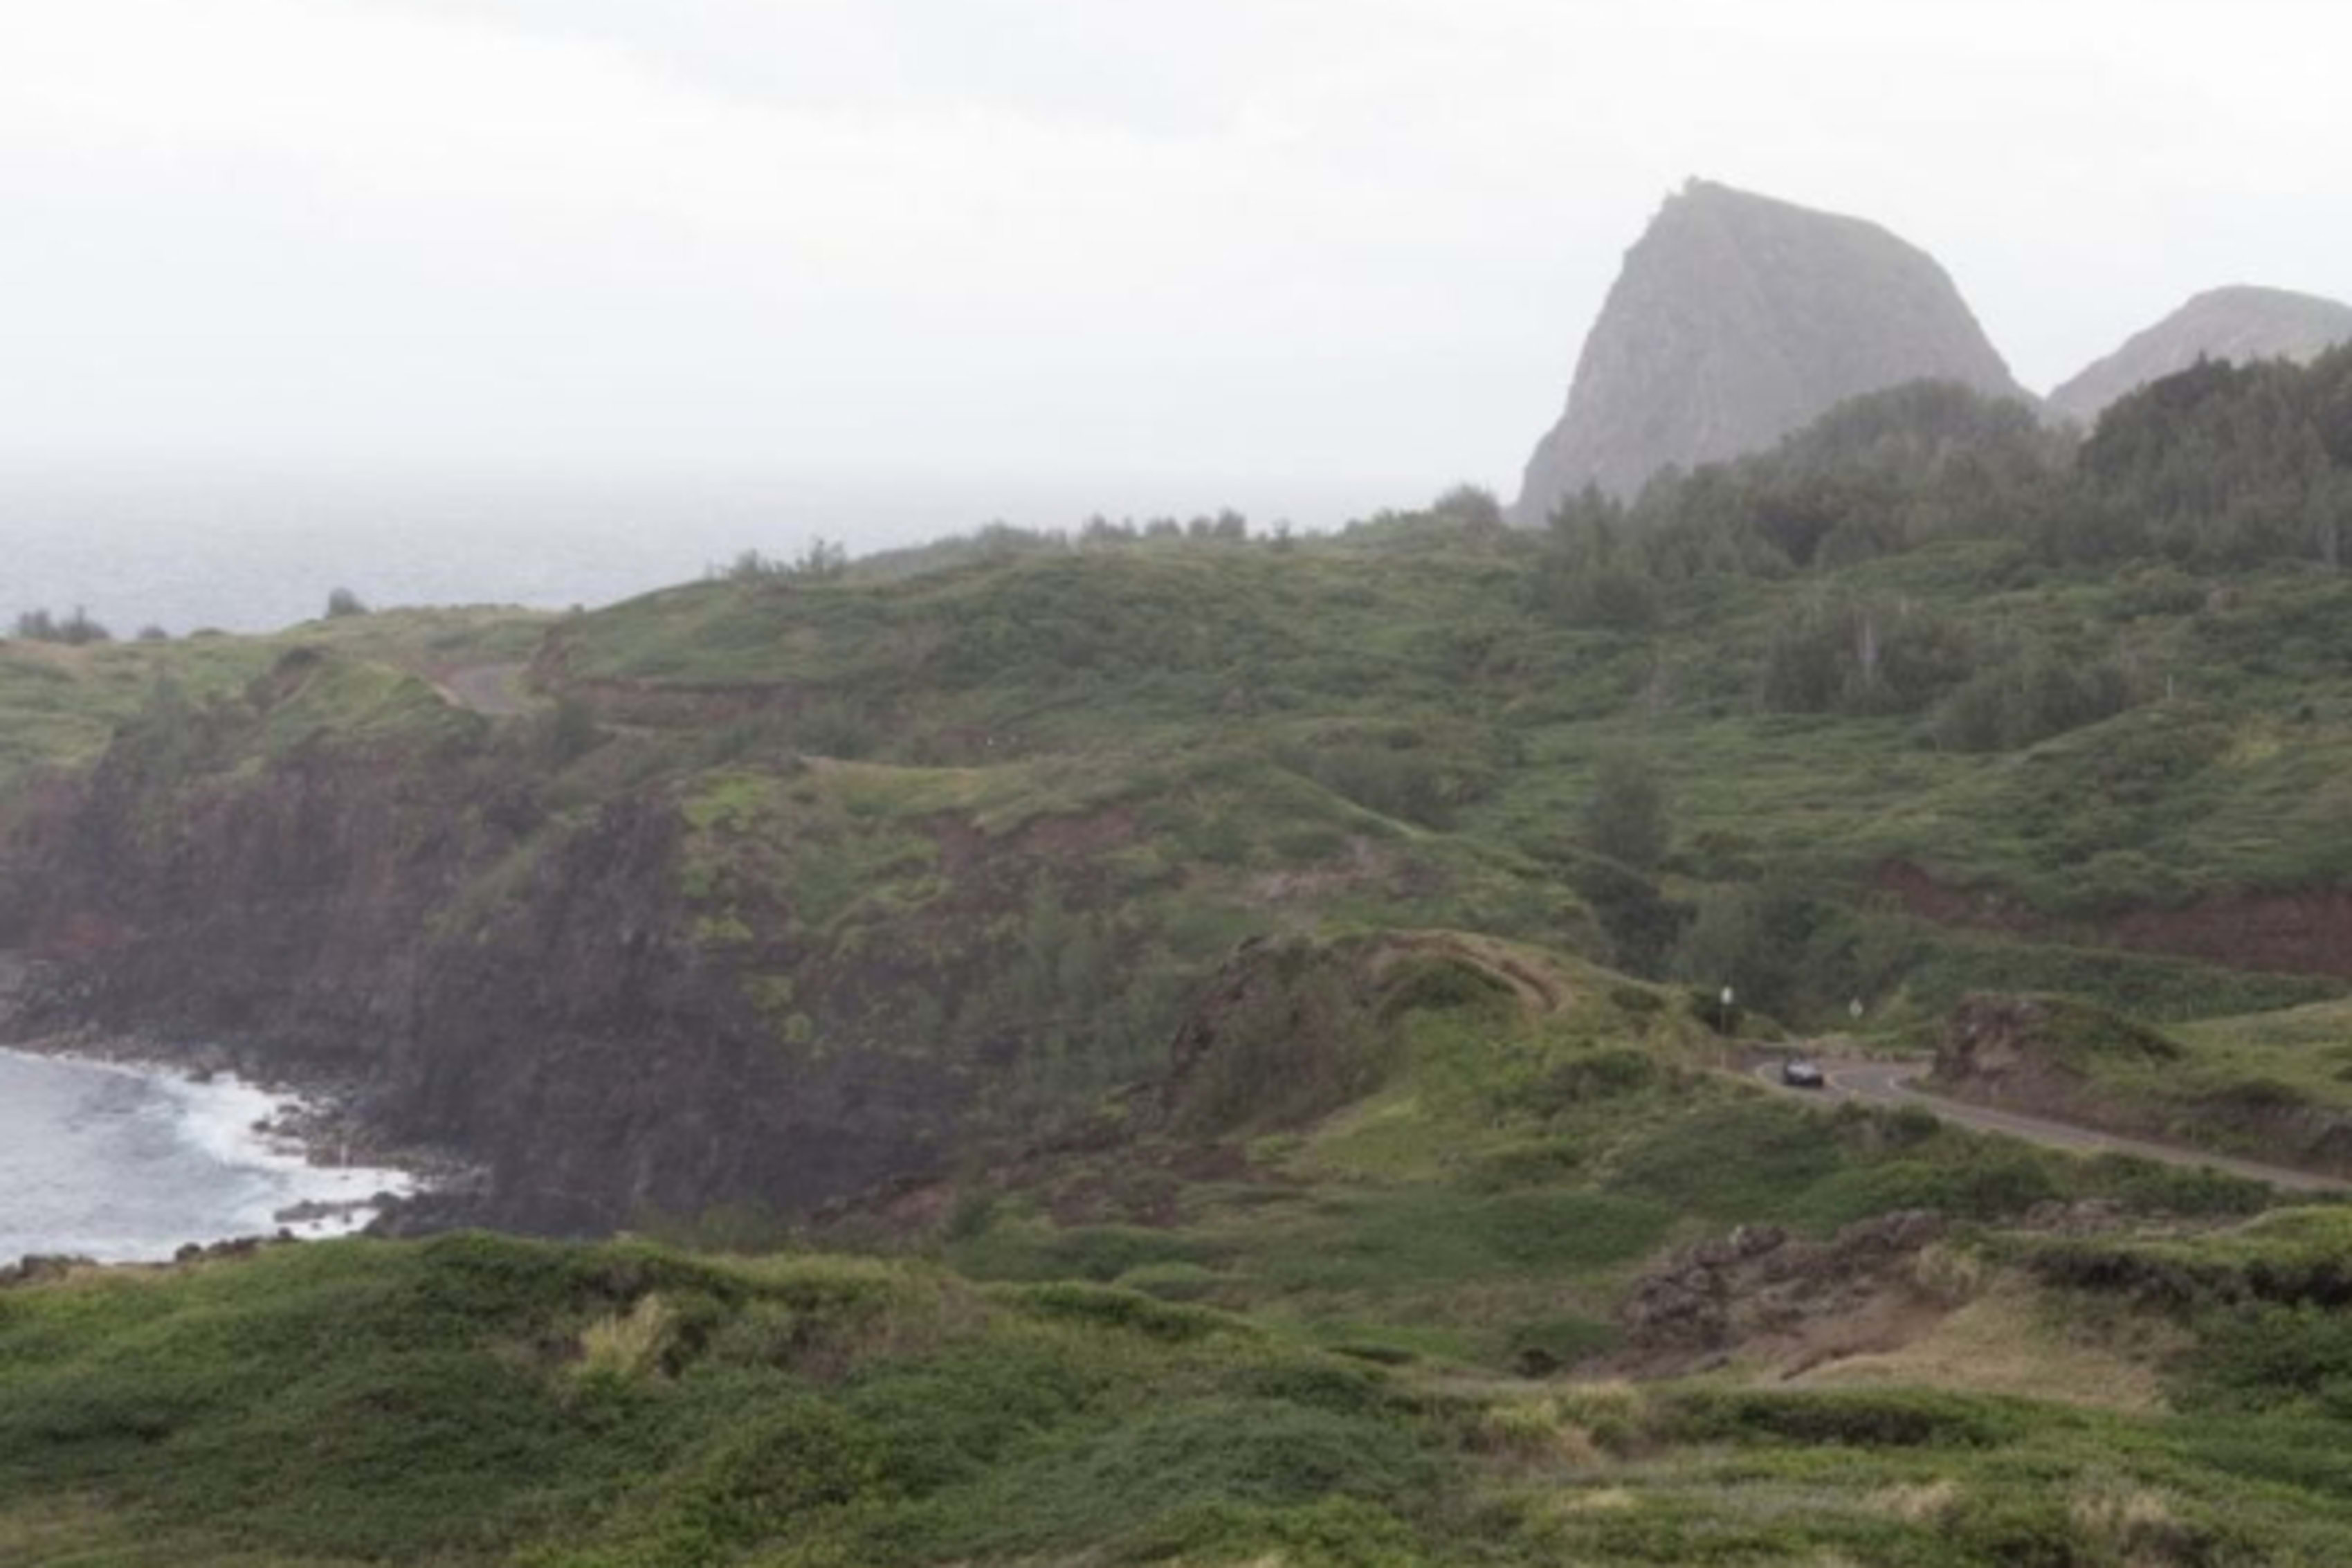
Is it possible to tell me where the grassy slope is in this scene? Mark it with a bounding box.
[555,538,2352,927]
[0,607,549,785]
[19,549,2352,1560]
[927,949,2280,1370]
[7,1155,2352,1565]
[530,538,2352,1120]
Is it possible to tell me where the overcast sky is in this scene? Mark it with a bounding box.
[3,0,2348,516]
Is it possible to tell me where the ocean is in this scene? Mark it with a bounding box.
[0,1048,414,1264]
[0,469,1412,635]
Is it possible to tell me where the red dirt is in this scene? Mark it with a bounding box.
[1872,859,2352,979]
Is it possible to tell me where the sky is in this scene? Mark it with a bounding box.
[2,0,2349,541]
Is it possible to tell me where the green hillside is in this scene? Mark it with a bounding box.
[11,356,2352,1562]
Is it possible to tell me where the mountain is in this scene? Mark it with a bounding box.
[2047,284,2352,427]
[1511,179,2030,522]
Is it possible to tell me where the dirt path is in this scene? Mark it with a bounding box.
[435,662,534,718]
[1751,1057,2350,1194]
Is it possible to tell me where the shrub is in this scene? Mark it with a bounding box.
[574,1293,677,1386]
[11,605,111,644]
[2180,1303,2352,1415]
[1660,1387,2018,1449]
[546,695,604,762]
[1580,747,1669,870]
[324,585,368,618]
[1503,1315,1619,1376]
[996,1282,1243,1343]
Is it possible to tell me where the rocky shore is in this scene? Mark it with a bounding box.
[0,953,480,1252]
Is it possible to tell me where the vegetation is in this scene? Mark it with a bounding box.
[11,605,113,645]
[14,356,2352,1559]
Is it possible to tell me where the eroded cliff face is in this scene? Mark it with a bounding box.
[1511,179,2029,520]
[1872,859,2352,981]
[2047,286,2352,428]
[0,658,1151,1234]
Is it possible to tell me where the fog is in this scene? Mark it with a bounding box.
[3,0,2347,621]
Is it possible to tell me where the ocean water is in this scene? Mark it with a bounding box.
[0,470,1408,635]
[0,1048,414,1264]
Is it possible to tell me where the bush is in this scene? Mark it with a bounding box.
[1659,1387,2018,1449]
[11,605,111,644]
[955,1224,1222,1285]
[2180,1302,2352,1416]
[1580,747,1669,870]
[324,585,367,618]
[546,695,604,762]
[1504,1315,1619,1376]
[1931,648,2134,752]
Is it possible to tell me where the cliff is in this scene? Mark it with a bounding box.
[0,651,1144,1232]
[1511,179,2028,520]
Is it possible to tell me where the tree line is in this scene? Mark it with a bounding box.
[1547,346,2352,581]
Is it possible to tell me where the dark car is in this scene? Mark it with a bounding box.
[1780,1059,1826,1089]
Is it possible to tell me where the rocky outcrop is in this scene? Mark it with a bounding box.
[2048,286,2352,428]
[1929,993,2173,1107]
[1932,993,2352,1179]
[1511,179,2028,520]
[1617,1211,1947,1363]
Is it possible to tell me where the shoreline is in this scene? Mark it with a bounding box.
[0,1025,478,1260]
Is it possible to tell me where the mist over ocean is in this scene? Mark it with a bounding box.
[0,471,1410,635]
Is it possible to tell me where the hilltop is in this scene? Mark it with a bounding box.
[1511,179,2027,520]
[2049,285,2352,426]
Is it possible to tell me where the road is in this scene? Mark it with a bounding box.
[436,662,534,718]
[1753,1058,2351,1194]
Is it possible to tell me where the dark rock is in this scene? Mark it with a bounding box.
[1512,178,2028,519]
[1619,1210,1945,1356]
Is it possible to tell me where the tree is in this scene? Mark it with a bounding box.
[1671,879,1820,1023]
[547,695,605,763]
[793,538,848,580]
[1432,483,1506,538]
[325,586,367,618]
[1580,747,1669,871]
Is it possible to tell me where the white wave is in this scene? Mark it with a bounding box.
[0,1045,421,1257]
[152,1068,417,1239]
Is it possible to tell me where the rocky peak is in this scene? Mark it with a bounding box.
[1511,179,2029,521]
[2046,285,2352,428]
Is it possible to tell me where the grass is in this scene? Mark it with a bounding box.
[22,470,2352,1558]
[15,1229,2352,1565]
[519,529,2352,1049]
[0,1234,1460,1567]
[1926,991,2352,1172]
[1787,1279,2174,1411]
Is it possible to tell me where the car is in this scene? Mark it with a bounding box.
[1779,1059,1826,1089]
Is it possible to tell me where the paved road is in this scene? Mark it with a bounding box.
[1753,1058,2351,1194]
[437,662,534,718]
